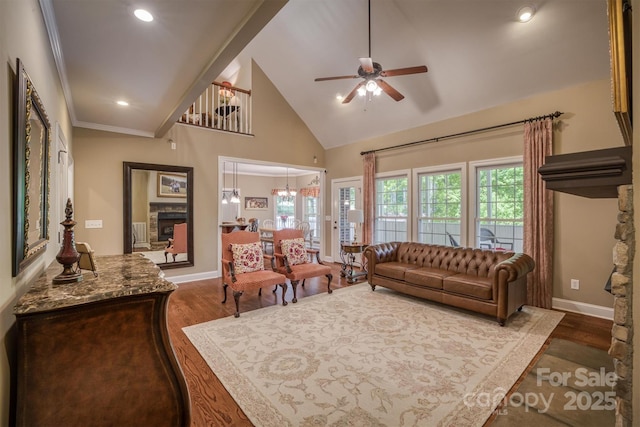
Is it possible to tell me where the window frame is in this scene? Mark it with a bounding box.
[412,162,467,245]
[468,156,523,251]
[374,169,411,244]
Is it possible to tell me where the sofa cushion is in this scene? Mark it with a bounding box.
[443,274,493,300]
[374,262,419,281]
[404,267,457,290]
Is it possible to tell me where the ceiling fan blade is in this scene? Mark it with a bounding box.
[315,74,360,82]
[359,57,374,73]
[380,65,428,77]
[377,79,404,102]
[342,82,364,104]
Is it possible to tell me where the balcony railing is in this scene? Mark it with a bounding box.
[177,81,252,135]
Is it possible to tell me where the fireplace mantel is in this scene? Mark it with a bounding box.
[538,146,632,198]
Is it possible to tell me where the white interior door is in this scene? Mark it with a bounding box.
[331,178,362,260]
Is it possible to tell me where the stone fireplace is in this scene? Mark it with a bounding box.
[610,185,634,427]
[149,202,187,250]
[540,149,633,425]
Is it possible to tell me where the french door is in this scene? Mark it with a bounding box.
[331,178,362,261]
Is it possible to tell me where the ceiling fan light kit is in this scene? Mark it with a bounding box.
[314,0,428,104]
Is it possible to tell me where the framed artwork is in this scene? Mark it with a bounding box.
[608,0,632,146]
[12,58,51,276]
[245,196,268,210]
[157,172,187,198]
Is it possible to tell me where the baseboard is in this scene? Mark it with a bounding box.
[552,297,613,320]
[165,270,219,284]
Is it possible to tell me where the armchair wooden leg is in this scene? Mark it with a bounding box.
[279,283,288,306]
[258,288,262,296]
[272,285,277,293]
[233,290,243,318]
[291,280,299,303]
[222,283,228,303]
[326,273,333,294]
[164,251,169,262]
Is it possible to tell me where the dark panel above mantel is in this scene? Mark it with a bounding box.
[538,146,632,198]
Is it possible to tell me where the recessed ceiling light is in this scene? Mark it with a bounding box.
[517,6,535,23]
[134,9,153,22]
[336,95,344,101]
[116,100,129,106]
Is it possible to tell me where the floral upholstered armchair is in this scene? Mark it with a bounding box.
[221,232,288,317]
[272,229,333,303]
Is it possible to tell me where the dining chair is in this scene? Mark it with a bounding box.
[221,231,288,317]
[272,229,332,303]
[297,221,312,248]
[260,219,275,253]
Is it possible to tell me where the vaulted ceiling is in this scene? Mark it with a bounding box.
[41,0,611,149]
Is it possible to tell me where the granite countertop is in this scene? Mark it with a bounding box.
[14,254,177,315]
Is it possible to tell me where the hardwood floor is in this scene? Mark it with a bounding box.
[166,262,613,427]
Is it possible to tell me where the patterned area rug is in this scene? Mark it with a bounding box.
[184,284,564,426]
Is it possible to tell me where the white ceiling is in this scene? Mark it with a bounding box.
[41,0,611,149]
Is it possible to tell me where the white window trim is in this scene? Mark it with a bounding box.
[412,162,467,244]
[468,155,523,248]
[375,169,412,242]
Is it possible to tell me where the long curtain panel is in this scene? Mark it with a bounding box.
[523,118,554,308]
[362,152,375,245]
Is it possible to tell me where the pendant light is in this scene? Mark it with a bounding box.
[230,162,240,204]
[277,168,296,201]
[221,162,229,204]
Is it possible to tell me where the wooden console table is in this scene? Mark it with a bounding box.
[13,254,190,426]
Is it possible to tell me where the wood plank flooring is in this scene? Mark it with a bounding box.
[166,262,613,427]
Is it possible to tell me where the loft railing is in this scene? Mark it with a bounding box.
[177,81,252,134]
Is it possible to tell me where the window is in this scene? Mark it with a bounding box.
[473,159,523,252]
[303,195,319,245]
[339,187,356,243]
[375,174,408,243]
[274,195,295,229]
[416,168,463,246]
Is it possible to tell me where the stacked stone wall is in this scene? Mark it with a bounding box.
[609,185,634,427]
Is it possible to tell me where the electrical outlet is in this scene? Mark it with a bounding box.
[571,279,580,290]
[85,219,103,229]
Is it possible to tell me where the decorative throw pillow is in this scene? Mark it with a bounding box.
[281,238,307,266]
[231,242,264,274]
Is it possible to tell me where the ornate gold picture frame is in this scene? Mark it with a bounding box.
[13,58,51,276]
[608,0,632,146]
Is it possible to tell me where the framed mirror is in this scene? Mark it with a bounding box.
[123,162,194,269]
[12,58,51,276]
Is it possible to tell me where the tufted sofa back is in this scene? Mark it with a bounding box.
[393,242,513,278]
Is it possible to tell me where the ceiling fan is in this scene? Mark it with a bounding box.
[314,0,428,104]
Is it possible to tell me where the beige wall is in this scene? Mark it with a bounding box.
[326,79,621,308]
[73,61,325,278]
[2,1,636,423]
[0,0,74,423]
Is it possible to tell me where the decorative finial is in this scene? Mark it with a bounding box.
[53,198,82,284]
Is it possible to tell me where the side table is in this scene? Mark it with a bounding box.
[340,243,368,283]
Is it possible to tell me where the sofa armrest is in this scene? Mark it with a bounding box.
[364,242,400,282]
[495,252,535,324]
[495,252,536,282]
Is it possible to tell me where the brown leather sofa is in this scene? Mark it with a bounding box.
[363,242,535,325]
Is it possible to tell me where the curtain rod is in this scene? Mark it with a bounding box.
[360,110,563,156]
